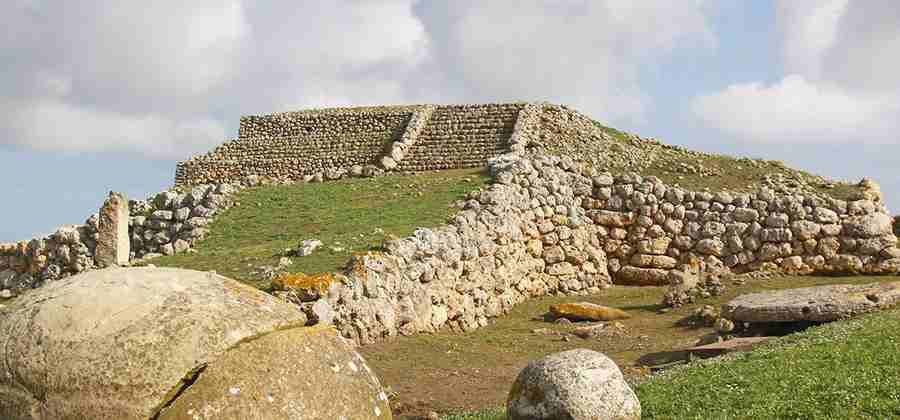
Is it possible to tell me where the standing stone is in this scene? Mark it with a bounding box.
[95,191,130,267]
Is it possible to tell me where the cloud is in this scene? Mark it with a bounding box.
[1,98,226,158]
[694,0,900,144]
[415,0,715,122]
[1,1,715,158]
[692,75,895,143]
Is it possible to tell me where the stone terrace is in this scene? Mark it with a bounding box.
[175,103,529,186]
[396,103,524,171]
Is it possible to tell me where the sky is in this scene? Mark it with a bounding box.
[1,0,898,241]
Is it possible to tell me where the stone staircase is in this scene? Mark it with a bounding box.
[397,104,523,171]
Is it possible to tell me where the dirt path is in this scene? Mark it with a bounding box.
[359,275,900,419]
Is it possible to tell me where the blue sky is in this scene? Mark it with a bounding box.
[1,0,898,241]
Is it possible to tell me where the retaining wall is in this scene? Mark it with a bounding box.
[313,152,899,343]
[175,103,535,187]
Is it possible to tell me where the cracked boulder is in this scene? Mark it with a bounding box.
[722,281,900,323]
[0,267,391,420]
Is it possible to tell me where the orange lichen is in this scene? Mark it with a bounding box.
[272,272,337,294]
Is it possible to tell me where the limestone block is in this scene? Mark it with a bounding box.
[722,282,900,323]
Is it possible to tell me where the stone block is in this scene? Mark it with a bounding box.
[95,192,130,267]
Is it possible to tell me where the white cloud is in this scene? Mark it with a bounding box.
[416,0,714,122]
[692,75,895,143]
[694,0,900,145]
[1,1,715,157]
[2,99,225,158]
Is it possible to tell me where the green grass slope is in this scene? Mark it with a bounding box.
[149,168,490,289]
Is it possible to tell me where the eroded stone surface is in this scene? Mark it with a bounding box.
[157,325,391,420]
[722,282,900,323]
[0,267,308,419]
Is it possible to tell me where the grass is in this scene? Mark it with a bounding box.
[147,168,490,289]
[442,409,505,420]
[360,274,900,418]
[636,308,900,419]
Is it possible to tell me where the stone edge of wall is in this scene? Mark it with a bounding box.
[380,105,436,170]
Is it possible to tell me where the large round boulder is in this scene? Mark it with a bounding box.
[0,267,391,420]
[507,349,640,420]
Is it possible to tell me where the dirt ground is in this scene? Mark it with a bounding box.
[358,274,900,419]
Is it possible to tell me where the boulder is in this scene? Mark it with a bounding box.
[549,302,630,322]
[722,282,900,323]
[507,349,640,420]
[0,267,390,420]
[157,326,390,420]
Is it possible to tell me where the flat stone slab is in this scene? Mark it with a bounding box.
[722,282,900,323]
[687,337,772,356]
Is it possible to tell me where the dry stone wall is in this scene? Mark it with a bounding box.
[0,221,98,294]
[176,103,532,187]
[176,106,417,185]
[301,151,899,344]
[0,183,242,296]
[128,183,240,260]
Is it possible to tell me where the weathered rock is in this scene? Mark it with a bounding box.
[615,266,669,286]
[0,267,389,419]
[507,349,640,420]
[549,302,630,322]
[95,191,130,267]
[157,326,390,420]
[722,282,900,322]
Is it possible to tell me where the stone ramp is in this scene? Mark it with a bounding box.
[722,282,900,323]
[397,104,522,171]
